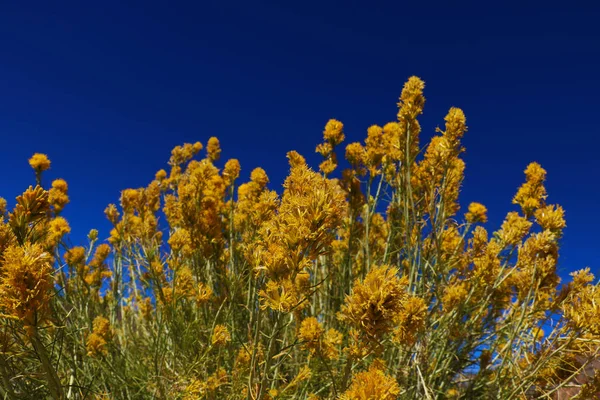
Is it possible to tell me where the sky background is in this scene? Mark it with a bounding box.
[0,1,598,279]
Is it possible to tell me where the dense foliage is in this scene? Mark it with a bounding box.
[1,77,598,399]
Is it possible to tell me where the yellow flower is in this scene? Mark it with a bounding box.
[196,281,213,305]
[345,142,367,175]
[534,204,566,233]
[155,169,167,181]
[465,202,488,223]
[340,364,400,400]
[174,266,195,299]
[393,295,427,346]
[86,316,112,357]
[250,167,269,188]
[223,158,241,186]
[0,243,53,329]
[322,328,343,360]
[46,216,71,247]
[84,229,97,242]
[442,281,469,312]
[28,153,51,172]
[340,265,408,339]
[397,76,425,120]
[206,137,221,161]
[104,204,120,225]
[212,324,231,347]
[64,246,86,267]
[513,162,547,217]
[498,212,532,246]
[168,228,193,258]
[323,118,345,145]
[299,317,324,354]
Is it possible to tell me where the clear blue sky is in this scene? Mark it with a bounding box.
[1,1,598,279]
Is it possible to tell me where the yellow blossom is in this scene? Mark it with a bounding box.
[340,364,400,400]
[206,137,221,161]
[0,243,53,329]
[299,317,324,354]
[28,153,51,172]
[86,316,112,357]
[340,265,408,339]
[465,202,488,223]
[250,167,269,188]
[513,162,547,217]
[223,158,241,185]
[212,324,231,347]
[323,118,345,145]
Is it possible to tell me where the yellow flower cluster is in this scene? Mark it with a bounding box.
[86,316,112,357]
[1,77,596,399]
[0,243,53,330]
[340,364,400,400]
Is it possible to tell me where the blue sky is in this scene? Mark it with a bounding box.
[1,1,598,278]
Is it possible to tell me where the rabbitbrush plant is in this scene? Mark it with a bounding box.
[0,77,598,399]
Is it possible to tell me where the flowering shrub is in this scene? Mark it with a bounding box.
[0,77,598,399]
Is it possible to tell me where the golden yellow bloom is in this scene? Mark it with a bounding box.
[183,368,229,400]
[323,119,345,145]
[340,364,400,400]
[121,188,140,214]
[28,153,51,172]
[365,124,386,176]
[86,316,112,357]
[250,167,269,188]
[0,243,53,329]
[318,158,337,175]
[465,202,488,223]
[49,181,69,218]
[259,279,299,312]
[155,169,167,181]
[46,216,71,247]
[85,243,112,288]
[0,197,6,216]
[397,76,425,120]
[513,162,547,217]
[223,158,241,185]
[562,267,600,334]
[345,142,367,175]
[174,266,195,299]
[212,324,231,347]
[168,228,193,258]
[535,204,566,233]
[340,265,408,339]
[50,178,67,192]
[322,328,343,360]
[393,295,427,346]
[139,297,153,321]
[442,281,469,312]
[498,212,532,246]
[196,281,213,305]
[64,246,86,269]
[104,203,120,225]
[206,137,221,161]
[299,317,324,354]
[88,229,98,241]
